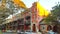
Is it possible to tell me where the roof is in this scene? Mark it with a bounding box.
[12,0,27,8]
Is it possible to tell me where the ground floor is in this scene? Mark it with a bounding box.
[0,16,60,34]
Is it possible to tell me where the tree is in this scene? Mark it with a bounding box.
[44,3,60,25]
[0,6,13,24]
[44,14,57,25]
[51,3,60,24]
[51,3,60,33]
[52,3,60,17]
[0,0,15,24]
[0,0,27,24]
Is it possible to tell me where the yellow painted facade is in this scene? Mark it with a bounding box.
[37,2,50,17]
[12,0,26,8]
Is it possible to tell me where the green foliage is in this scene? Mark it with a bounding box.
[0,6,13,24]
[44,15,57,25]
[0,0,17,24]
[52,4,60,17]
[44,3,60,25]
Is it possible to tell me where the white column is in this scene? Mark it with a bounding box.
[29,10,33,31]
[36,23,39,32]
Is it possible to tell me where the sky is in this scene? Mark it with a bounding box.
[7,0,60,19]
[21,0,60,11]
